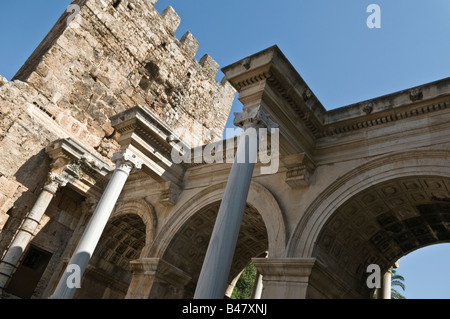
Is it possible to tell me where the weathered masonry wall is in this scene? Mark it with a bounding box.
[13,0,235,150]
[0,0,235,283]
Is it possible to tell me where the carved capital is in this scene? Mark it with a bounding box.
[46,138,113,197]
[234,108,279,131]
[44,162,83,194]
[80,153,107,172]
[283,153,316,188]
[112,150,144,173]
[43,176,64,195]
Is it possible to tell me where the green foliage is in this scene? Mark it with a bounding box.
[231,262,257,299]
[391,269,406,299]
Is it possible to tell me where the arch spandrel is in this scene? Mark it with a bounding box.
[283,150,450,298]
[149,181,287,260]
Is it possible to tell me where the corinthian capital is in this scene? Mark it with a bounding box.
[233,108,279,130]
[44,167,79,195]
[111,150,144,172]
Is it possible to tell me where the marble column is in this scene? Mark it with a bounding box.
[378,267,393,299]
[50,150,142,299]
[194,109,277,299]
[0,173,70,291]
[251,272,264,299]
[251,252,267,299]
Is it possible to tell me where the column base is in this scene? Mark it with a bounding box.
[252,258,361,299]
[126,258,191,299]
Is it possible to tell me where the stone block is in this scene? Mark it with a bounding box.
[199,54,220,78]
[0,75,8,87]
[0,193,13,216]
[161,6,181,35]
[180,32,199,58]
[0,176,20,198]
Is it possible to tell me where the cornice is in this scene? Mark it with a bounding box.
[265,74,324,138]
[222,46,450,146]
[110,105,187,187]
[323,91,450,137]
[233,71,272,92]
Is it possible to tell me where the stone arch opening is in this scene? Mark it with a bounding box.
[158,201,268,299]
[287,150,450,260]
[312,175,450,298]
[74,213,147,299]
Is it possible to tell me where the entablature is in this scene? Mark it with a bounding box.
[110,104,187,187]
[46,137,113,198]
[221,45,450,162]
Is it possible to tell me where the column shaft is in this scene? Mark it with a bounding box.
[0,181,59,290]
[194,127,258,299]
[50,151,142,299]
[378,268,392,299]
[251,272,263,299]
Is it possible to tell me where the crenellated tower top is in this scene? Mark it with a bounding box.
[12,0,236,152]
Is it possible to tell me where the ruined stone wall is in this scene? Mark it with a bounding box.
[0,0,235,266]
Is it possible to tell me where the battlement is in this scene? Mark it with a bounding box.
[11,0,235,153]
[15,0,230,88]
[0,75,7,87]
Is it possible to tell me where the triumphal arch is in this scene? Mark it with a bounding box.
[1,0,450,299]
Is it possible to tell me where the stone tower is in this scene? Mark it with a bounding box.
[0,0,235,298]
[0,0,235,231]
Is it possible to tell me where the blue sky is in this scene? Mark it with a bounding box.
[1,1,450,299]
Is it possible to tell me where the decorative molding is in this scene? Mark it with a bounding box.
[323,100,450,136]
[112,149,144,171]
[46,138,113,195]
[110,105,187,186]
[159,181,181,207]
[267,76,450,137]
[409,88,423,102]
[224,46,450,143]
[234,71,272,91]
[283,153,316,188]
[233,108,279,130]
[362,101,373,115]
[266,75,323,138]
